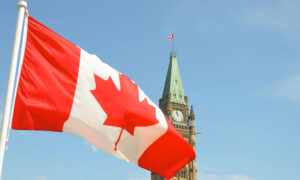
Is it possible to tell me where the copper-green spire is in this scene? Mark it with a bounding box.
[161,51,186,105]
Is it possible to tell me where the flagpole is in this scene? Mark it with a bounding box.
[172,33,175,53]
[0,1,27,179]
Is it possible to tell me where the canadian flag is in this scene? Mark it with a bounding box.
[11,17,195,179]
[168,34,174,41]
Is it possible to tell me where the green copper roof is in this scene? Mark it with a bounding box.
[161,52,186,105]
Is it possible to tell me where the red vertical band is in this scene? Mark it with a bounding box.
[12,17,81,132]
[138,119,196,179]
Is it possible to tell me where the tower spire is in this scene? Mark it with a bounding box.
[161,52,186,105]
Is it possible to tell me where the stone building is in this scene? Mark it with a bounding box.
[151,51,197,180]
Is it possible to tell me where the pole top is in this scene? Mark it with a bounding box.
[18,1,27,9]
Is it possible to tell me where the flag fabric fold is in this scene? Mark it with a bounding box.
[11,16,195,179]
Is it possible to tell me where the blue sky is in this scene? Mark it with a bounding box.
[1,0,300,180]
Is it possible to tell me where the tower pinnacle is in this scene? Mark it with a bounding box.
[161,52,186,105]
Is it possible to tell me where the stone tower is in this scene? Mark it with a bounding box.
[151,51,197,180]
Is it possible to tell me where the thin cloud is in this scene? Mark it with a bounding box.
[243,0,300,33]
[84,141,98,153]
[90,145,97,152]
[267,74,300,101]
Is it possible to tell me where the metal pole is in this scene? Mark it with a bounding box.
[0,1,27,179]
[172,33,175,53]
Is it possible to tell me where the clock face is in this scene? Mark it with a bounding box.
[172,110,184,122]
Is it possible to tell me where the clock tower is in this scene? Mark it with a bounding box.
[151,51,197,180]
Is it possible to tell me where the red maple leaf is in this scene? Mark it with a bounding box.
[90,73,158,151]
